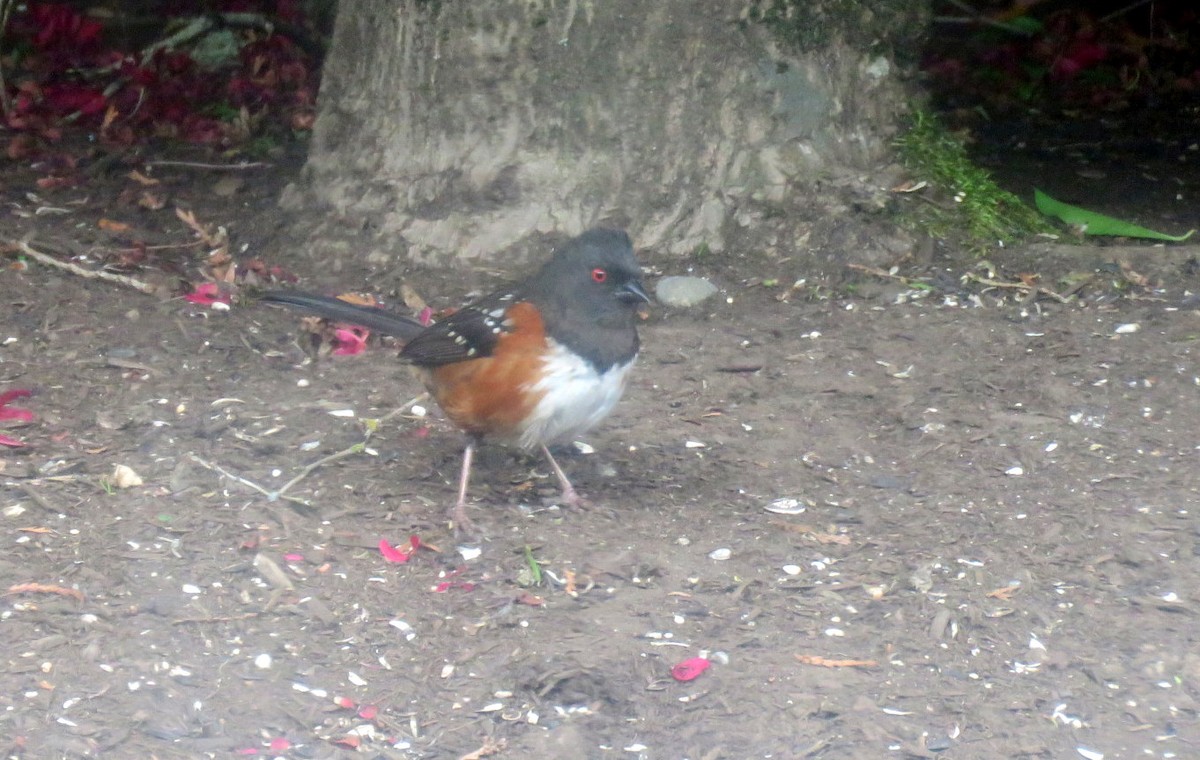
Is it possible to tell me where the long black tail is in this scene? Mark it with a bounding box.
[260,291,426,340]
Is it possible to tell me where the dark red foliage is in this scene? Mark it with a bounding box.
[924,2,1200,115]
[3,2,320,153]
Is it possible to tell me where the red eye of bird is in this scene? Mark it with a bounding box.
[591,268,607,283]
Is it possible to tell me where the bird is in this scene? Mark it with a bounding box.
[260,228,650,532]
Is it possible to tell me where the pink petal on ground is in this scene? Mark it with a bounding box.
[334,696,356,709]
[0,388,32,406]
[417,306,434,326]
[0,434,26,447]
[0,388,33,422]
[332,326,368,355]
[283,553,304,562]
[379,536,420,564]
[184,282,230,306]
[671,657,711,682]
[357,704,378,720]
[268,737,292,751]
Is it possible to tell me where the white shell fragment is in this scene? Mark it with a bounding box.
[1114,323,1139,334]
[708,548,732,561]
[765,498,806,515]
[1076,748,1104,760]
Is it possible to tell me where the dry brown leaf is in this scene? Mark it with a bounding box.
[769,520,851,544]
[139,191,166,210]
[7,583,85,601]
[986,585,1020,600]
[795,654,877,668]
[458,738,507,760]
[127,170,160,186]
[400,283,427,311]
[98,218,130,233]
[336,292,381,308]
[101,104,119,131]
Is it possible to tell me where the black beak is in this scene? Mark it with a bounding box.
[618,279,652,305]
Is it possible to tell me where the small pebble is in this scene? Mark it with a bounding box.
[656,276,719,308]
[1114,323,1139,334]
[782,565,801,575]
[708,548,732,561]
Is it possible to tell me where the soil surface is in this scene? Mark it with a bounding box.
[3,139,1200,760]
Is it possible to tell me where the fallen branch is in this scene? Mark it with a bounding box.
[9,239,160,295]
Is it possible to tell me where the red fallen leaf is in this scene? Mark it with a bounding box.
[515,592,544,606]
[0,389,33,423]
[357,704,378,720]
[671,657,711,682]
[268,737,291,751]
[36,175,77,190]
[332,326,368,356]
[184,282,231,306]
[379,535,420,564]
[0,388,33,442]
[432,580,476,593]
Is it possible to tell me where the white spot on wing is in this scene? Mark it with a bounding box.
[518,339,633,449]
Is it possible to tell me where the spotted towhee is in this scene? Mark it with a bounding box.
[261,228,650,530]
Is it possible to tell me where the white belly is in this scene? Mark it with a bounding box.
[517,339,634,449]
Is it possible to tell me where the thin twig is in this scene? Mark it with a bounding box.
[379,393,431,423]
[10,239,159,295]
[0,0,14,116]
[274,443,365,499]
[847,263,930,288]
[146,161,271,170]
[190,397,428,504]
[961,272,1073,303]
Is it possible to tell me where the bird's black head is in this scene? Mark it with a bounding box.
[533,228,649,315]
[529,228,649,369]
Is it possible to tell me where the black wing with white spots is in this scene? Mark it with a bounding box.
[399,293,517,367]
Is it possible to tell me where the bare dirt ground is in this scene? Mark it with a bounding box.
[3,142,1200,760]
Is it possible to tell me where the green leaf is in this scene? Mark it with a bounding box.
[1034,189,1194,242]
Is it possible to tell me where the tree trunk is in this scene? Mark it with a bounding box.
[283,0,926,268]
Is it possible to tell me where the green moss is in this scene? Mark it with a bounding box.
[894,110,1053,252]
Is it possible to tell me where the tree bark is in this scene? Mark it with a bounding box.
[283,0,926,268]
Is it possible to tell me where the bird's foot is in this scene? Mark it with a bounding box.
[449,500,480,539]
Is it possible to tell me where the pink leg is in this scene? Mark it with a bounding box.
[541,444,586,508]
[451,441,477,532]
